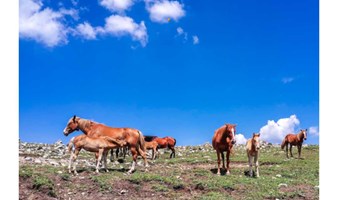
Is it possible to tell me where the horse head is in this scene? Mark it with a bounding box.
[302,129,307,140]
[252,133,261,151]
[225,124,237,144]
[63,115,80,136]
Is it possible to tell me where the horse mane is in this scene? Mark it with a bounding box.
[296,130,305,141]
[77,118,99,130]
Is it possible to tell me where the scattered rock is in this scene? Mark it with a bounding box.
[276,174,282,178]
[278,183,288,188]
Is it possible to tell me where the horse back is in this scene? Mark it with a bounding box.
[89,125,141,144]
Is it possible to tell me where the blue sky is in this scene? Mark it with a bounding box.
[19,0,319,146]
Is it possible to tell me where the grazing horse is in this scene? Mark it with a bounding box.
[67,134,126,174]
[152,136,177,158]
[144,140,159,160]
[63,115,148,174]
[212,123,237,175]
[246,133,261,177]
[281,129,307,159]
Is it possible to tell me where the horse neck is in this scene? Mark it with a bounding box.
[297,131,304,142]
[77,118,94,134]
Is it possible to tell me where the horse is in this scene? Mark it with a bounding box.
[67,134,126,174]
[109,146,128,162]
[212,123,237,176]
[246,133,261,177]
[63,115,149,174]
[144,140,159,160]
[281,129,307,159]
[152,136,176,158]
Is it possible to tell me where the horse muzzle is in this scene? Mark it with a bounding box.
[231,140,236,145]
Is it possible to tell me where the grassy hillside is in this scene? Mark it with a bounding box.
[19,143,319,199]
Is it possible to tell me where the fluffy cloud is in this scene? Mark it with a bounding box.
[76,22,98,40]
[235,134,247,145]
[19,0,73,47]
[103,15,148,46]
[259,115,300,144]
[99,0,134,13]
[146,0,185,23]
[74,15,148,46]
[192,35,199,44]
[309,126,319,136]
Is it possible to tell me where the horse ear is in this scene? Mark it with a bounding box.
[234,124,237,127]
[252,133,255,137]
[258,133,260,137]
[72,115,76,123]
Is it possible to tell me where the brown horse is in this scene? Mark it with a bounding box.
[281,129,307,159]
[144,140,159,160]
[246,133,261,177]
[152,136,176,158]
[212,123,237,175]
[63,115,148,174]
[67,134,126,174]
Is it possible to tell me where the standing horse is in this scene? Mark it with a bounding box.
[246,133,261,177]
[281,129,307,159]
[67,134,126,174]
[152,136,176,158]
[212,123,237,175]
[63,115,148,174]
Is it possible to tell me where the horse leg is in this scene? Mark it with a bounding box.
[285,143,289,159]
[226,150,230,175]
[290,145,293,157]
[103,150,109,172]
[95,149,104,173]
[128,147,138,174]
[169,146,175,158]
[72,149,80,175]
[110,149,114,162]
[248,155,253,177]
[298,145,302,159]
[221,152,225,172]
[216,150,221,176]
[254,155,259,177]
[151,148,155,160]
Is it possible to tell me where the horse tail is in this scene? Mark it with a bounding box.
[281,137,287,150]
[67,137,75,153]
[173,138,177,146]
[137,130,146,152]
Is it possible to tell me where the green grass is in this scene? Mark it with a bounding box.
[19,145,319,199]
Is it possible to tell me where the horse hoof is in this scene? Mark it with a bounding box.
[226,171,230,175]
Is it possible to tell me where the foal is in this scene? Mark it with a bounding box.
[144,140,159,160]
[246,133,260,177]
[67,134,126,174]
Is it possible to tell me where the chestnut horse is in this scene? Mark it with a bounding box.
[152,136,176,158]
[67,134,126,174]
[281,129,307,159]
[212,123,237,175]
[63,115,148,174]
[246,133,260,177]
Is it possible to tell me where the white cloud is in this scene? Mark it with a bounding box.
[19,0,78,47]
[76,22,98,40]
[259,115,300,144]
[235,134,247,145]
[102,15,148,47]
[192,35,199,44]
[177,27,184,35]
[74,15,148,46]
[99,0,134,13]
[176,26,187,41]
[309,126,319,136]
[146,0,185,23]
[282,77,295,84]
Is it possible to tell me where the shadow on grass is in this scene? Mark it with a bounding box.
[210,168,227,176]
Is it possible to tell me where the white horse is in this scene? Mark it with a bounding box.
[246,133,261,177]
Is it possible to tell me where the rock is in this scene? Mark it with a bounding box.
[276,174,282,178]
[34,159,42,164]
[120,189,127,194]
[278,183,288,188]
